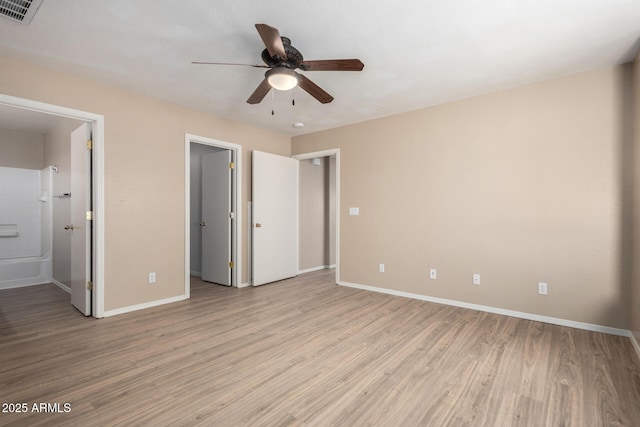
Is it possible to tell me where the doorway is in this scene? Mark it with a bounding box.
[184,134,241,296]
[293,149,340,284]
[0,94,105,317]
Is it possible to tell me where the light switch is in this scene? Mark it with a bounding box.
[349,207,360,216]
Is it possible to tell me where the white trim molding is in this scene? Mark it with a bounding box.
[53,279,71,294]
[630,333,640,363]
[103,295,187,317]
[339,280,631,337]
[298,265,336,275]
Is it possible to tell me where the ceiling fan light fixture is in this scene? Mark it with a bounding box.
[266,67,299,91]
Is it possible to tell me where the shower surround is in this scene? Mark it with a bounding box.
[0,166,53,289]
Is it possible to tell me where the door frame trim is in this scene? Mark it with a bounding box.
[184,134,242,296]
[0,94,106,318]
[292,149,340,283]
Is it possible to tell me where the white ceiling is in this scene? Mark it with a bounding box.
[0,0,639,136]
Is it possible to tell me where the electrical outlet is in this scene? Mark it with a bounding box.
[379,263,385,273]
[473,274,481,285]
[430,268,437,279]
[538,282,547,295]
[149,272,156,283]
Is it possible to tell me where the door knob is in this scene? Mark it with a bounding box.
[255,223,262,228]
[199,222,206,227]
[64,225,74,230]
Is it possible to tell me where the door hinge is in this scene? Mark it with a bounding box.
[86,281,93,291]
[229,261,234,268]
[86,139,93,150]
[86,211,93,221]
[229,162,235,169]
[229,212,235,219]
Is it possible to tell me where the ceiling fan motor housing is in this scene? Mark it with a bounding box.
[261,37,304,69]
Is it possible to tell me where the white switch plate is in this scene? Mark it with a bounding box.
[430,269,437,279]
[379,263,385,273]
[349,207,360,216]
[149,272,156,283]
[538,282,548,295]
[473,274,481,285]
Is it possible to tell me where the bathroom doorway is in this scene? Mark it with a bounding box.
[0,94,105,317]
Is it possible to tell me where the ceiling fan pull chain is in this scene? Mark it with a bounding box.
[271,90,275,116]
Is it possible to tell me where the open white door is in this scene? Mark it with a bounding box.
[201,150,232,286]
[252,151,298,286]
[70,122,92,315]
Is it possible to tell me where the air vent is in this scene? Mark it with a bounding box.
[0,0,43,24]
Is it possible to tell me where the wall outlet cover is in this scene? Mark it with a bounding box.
[538,282,548,295]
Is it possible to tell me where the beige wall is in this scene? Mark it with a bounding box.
[0,128,43,169]
[632,50,640,342]
[0,54,290,312]
[293,65,631,329]
[2,51,636,332]
[43,117,85,287]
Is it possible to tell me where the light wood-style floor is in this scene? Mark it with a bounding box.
[1,269,640,426]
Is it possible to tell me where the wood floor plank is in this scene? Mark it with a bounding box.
[1,269,639,426]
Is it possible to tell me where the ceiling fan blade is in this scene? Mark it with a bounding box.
[192,61,269,68]
[255,24,287,60]
[298,74,334,104]
[247,79,272,104]
[299,59,364,72]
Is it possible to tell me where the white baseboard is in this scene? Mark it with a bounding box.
[298,265,336,275]
[630,333,640,363]
[190,271,202,277]
[103,294,187,317]
[237,282,250,288]
[52,279,71,294]
[339,281,630,337]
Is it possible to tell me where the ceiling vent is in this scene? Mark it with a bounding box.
[0,0,43,24]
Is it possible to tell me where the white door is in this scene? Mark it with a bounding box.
[201,150,232,286]
[70,123,92,315]
[252,151,298,286]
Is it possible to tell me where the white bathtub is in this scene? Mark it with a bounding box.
[0,253,52,290]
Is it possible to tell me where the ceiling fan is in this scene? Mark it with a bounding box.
[192,24,364,105]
